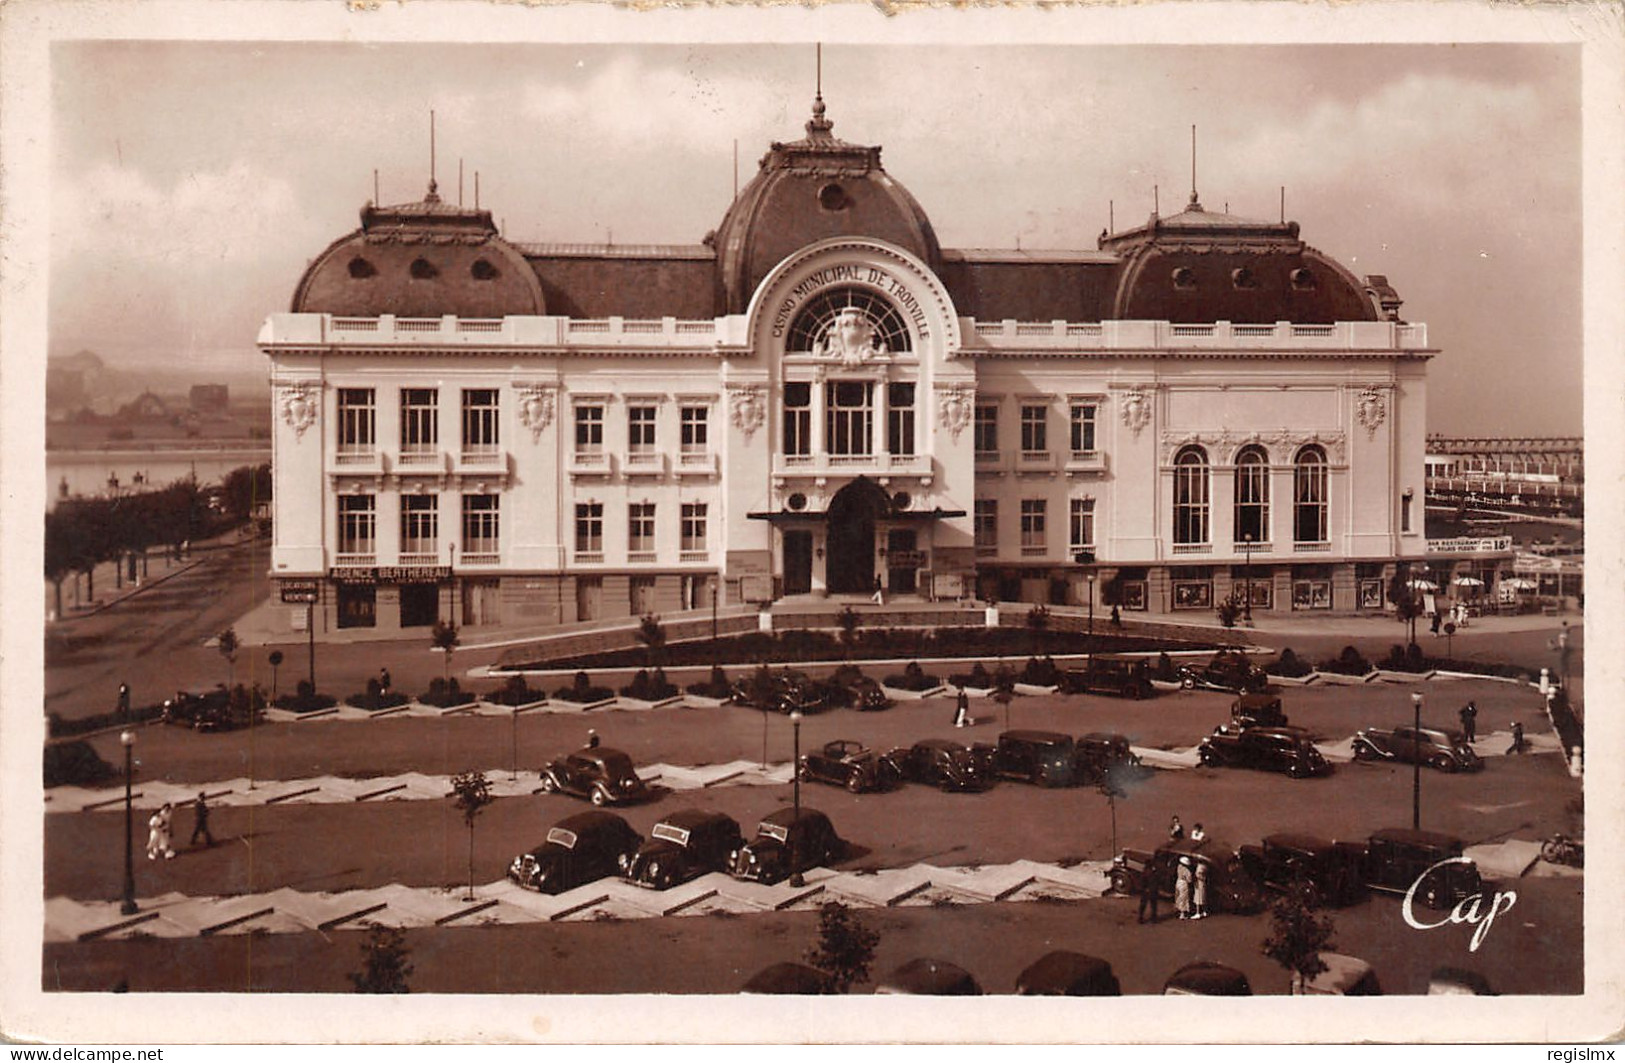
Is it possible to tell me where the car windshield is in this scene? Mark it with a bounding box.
[545,827,578,850]
[760,822,789,843]
[651,823,691,846]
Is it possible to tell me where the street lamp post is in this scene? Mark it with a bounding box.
[1086,572,1096,639]
[789,710,804,888]
[306,599,316,692]
[1411,691,1423,830]
[120,729,138,915]
[1242,533,1255,624]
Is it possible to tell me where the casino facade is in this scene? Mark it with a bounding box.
[260,93,1434,635]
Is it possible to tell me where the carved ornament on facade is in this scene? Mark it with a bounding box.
[729,384,766,441]
[814,307,887,368]
[936,384,975,442]
[279,382,320,440]
[516,384,556,442]
[1355,386,1388,439]
[1159,429,1347,465]
[1119,386,1153,437]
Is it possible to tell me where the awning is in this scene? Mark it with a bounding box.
[747,507,966,524]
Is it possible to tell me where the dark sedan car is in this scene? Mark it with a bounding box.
[729,670,828,715]
[1111,836,1264,916]
[890,738,994,792]
[1015,952,1122,996]
[1238,832,1367,908]
[740,962,835,994]
[1075,732,1142,785]
[507,811,642,894]
[1163,961,1253,996]
[624,808,744,890]
[538,747,651,806]
[729,807,844,884]
[1060,655,1155,699]
[1352,725,1484,772]
[1359,828,1482,910]
[1181,651,1270,693]
[992,730,1078,788]
[798,739,900,793]
[875,958,984,996]
[1197,726,1332,778]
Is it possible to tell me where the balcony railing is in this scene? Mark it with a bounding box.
[677,451,718,476]
[628,551,657,564]
[624,451,666,476]
[398,552,438,566]
[975,450,1000,464]
[1020,544,1047,557]
[575,551,604,564]
[1018,450,1054,470]
[460,552,500,566]
[568,450,612,478]
[1172,543,1211,555]
[335,448,377,465]
[334,552,376,567]
[458,448,503,467]
[1293,541,1332,553]
[396,449,441,468]
[679,550,709,563]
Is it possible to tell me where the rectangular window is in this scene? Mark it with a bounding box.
[1069,498,1095,549]
[575,502,603,554]
[628,406,657,454]
[628,502,656,555]
[574,405,604,454]
[1020,499,1047,553]
[783,382,811,456]
[680,406,709,454]
[681,502,707,552]
[461,495,499,556]
[337,389,375,454]
[825,381,873,456]
[400,388,438,455]
[974,499,998,550]
[1401,493,1413,533]
[1020,405,1048,454]
[337,494,375,554]
[400,495,438,556]
[461,389,499,454]
[974,405,998,456]
[887,382,916,455]
[1069,403,1097,454]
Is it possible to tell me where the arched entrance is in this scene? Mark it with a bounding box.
[825,478,891,594]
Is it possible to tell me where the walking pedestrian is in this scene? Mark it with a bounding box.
[378,668,392,696]
[1193,862,1210,919]
[1190,822,1207,843]
[586,728,600,749]
[1110,605,1122,628]
[954,688,970,728]
[871,576,885,605]
[1137,862,1160,924]
[147,803,175,860]
[1174,857,1194,920]
[1508,720,1526,755]
[1168,815,1185,842]
[1459,701,1478,743]
[1431,611,1443,636]
[190,792,215,848]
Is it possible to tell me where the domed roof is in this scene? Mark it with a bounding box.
[712,95,942,314]
[1099,193,1377,325]
[292,181,545,318]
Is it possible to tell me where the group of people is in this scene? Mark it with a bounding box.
[145,793,215,861]
[1136,815,1211,924]
[1457,699,1528,754]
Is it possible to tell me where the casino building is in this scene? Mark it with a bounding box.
[260,92,1434,635]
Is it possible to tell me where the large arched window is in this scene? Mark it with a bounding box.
[1294,445,1329,543]
[1234,445,1270,545]
[786,287,913,355]
[1173,445,1210,545]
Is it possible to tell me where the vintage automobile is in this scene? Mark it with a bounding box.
[728,807,844,884]
[162,688,239,733]
[1238,832,1367,908]
[1351,724,1484,773]
[727,670,828,715]
[797,739,901,793]
[740,962,835,994]
[538,747,651,806]
[623,808,744,890]
[1228,693,1289,731]
[875,958,984,996]
[991,730,1079,788]
[1428,967,1496,995]
[1014,952,1122,996]
[1074,732,1142,785]
[1060,655,1156,700]
[507,810,642,894]
[1295,953,1383,996]
[1180,651,1270,693]
[1110,836,1265,916]
[1197,725,1333,778]
[1358,828,1483,910]
[890,738,995,792]
[825,674,894,712]
[1163,961,1253,996]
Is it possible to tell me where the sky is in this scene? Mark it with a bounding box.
[48,41,1582,437]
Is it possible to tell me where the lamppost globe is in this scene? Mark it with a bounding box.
[789,711,804,888]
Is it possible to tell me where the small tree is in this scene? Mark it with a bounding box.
[803,900,879,994]
[349,922,413,993]
[636,614,667,669]
[836,605,861,660]
[217,627,240,689]
[449,770,494,901]
[431,619,460,682]
[1388,568,1423,649]
[1025,603,1051,656]
[1260,888,1337,993]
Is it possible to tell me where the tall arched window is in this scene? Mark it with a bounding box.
[1234,445,1269,545]
[1294,445,1329,543]
[1173,445,1210,545]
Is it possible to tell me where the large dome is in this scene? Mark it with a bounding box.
[712,95,942,314]
[292,182,545,318]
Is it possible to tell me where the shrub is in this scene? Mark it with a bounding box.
[553,672,615,704]
[44,740,120,788]
[276,680,337,714]
[1379,643,1430,673]
[345,677,411,711]
[948,662,994,689]
[420,676,475,708]
[1319,646,1373,677]
[488,674,546,706]
[882,661,941,692]
[685,665,733,699]
[1021,656,1061,686]
[1266,648,1315,678]
[620,668,679,701]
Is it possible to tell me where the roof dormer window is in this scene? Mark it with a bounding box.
[1290,267,1317,291]
[1231,267,1258,290]
[348,257,377,279]
[1172,267,1197,290]
[818,183,849,212]
[471,259,499,281]
[410,258,439,280]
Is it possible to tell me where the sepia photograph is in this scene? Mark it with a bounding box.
[2,0,1621,1046]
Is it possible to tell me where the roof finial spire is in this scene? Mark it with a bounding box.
[1188,124,1202,211]
[426,109,440,203]
[806,43,833,139]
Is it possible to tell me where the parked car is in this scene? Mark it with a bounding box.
[1074,732,1142,785]
[624,808,744,890]
[1228,693,1288,731]
[832,674,895,712]
[798,739,901,793]
[162,688,238,732]
[1238,832,1367,908]
[890,738,995,792]
[992,730,1079,788]
[1181,651,1269,693]
[507,811,642,894]
[1295,953,1382,996]
[875,958,984,996]
[1163,961,1253,996]
[740,962,835,994]
[1352,724,1484,773]
[1014,951,1122,996]
[1358,828,1482,910]
[538,747,651,806]
[1197,726,1332,778]
[1113,837,1264,915]
[728,807,844,884]
[728,670,828,714]
[1428,966,1496,995]
[1061,655,1155,699]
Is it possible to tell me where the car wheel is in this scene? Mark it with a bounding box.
[1181,675,1196,690]
[1431,754,1457,773]
[846,773,865,793]
[1109,869,1131,895]
[1353,741,1378,762]
[1423,881,1444,910]
[590,786,608,806]
[539,774,558,793]
[1198,749,1217,767]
